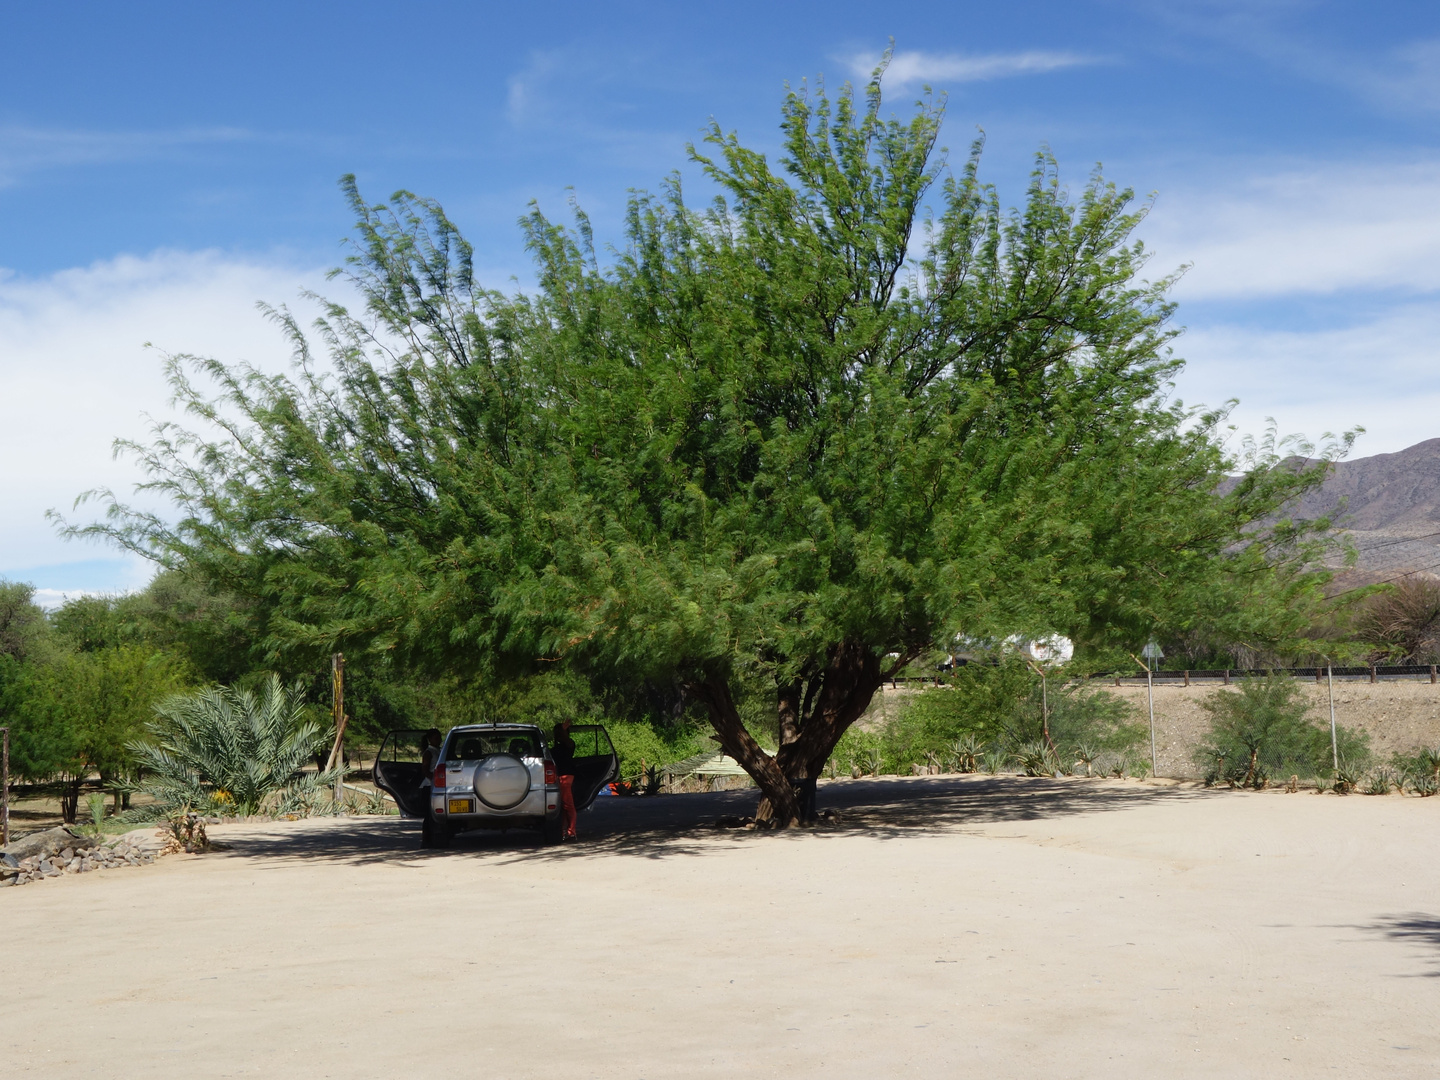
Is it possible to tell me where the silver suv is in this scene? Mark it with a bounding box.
[373,723,619,848]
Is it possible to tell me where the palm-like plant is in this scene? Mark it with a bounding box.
[129,674,333,816]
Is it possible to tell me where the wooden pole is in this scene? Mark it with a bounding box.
[325,654,348,805]
[2,726,9,848]
[1024,658,1054,751]
[1041,669,1050,750]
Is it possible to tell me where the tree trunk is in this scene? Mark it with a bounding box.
[692,641,884,828]
[688,676,803,824]
[59,775,82,824]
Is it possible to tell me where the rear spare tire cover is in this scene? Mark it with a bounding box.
[473,754,532,810]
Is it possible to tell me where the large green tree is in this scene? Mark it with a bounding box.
[73,68,1341,823]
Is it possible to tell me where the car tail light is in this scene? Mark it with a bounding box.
[544,760,558,785]
[433,763,447,790]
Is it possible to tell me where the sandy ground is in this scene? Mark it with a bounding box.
[4,776,1440,1078]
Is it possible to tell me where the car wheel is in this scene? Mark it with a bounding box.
[542,813,563,846]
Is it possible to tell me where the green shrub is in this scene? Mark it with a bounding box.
[1194,675,1370,787]
[835,660,1144,776]
[605,719,707,780]
[129,674,335,817]
[1044,687,1146,754]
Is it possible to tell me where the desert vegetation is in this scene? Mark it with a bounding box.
[5,63,1438,831]
[830,658,1148,780]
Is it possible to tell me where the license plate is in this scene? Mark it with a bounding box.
[448,798,474,815]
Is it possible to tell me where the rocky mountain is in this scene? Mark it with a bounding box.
[1287,439,1440,577]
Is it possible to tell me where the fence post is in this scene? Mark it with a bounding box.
[1431,665,1436,685]
[1224,669,1230,685]
[1183,670,1190,687]
[1370,665,1377,684]
[1328,664,1338,772]
[1147,662,1158,777]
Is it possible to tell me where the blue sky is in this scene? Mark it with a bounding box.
[3,0,1439,602]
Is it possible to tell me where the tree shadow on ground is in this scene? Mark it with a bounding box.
[210,774,1205,870]
[1358,914,1440,977]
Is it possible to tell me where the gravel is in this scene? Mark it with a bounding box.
[1,831,162,889]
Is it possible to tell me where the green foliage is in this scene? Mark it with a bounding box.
[1045,684,1146,753]
[0,580,52,662]
[45,574,259,685]
[1387,746,1440,796]
[606,718,708,780]
[0,653,70,780]
[85,792,107,834]
[949,733,984,773]
[835,661,1145,776]
[385,667,709,779]
[2,640,189,788]
[130,674,334,817]
[1016,740,1061,777]
[901,663,1039,748]
[1363,767,1399,796]
[66,67,1348,807]
[1194,675,1370,786]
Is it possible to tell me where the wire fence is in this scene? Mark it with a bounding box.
[885,664,1440,688]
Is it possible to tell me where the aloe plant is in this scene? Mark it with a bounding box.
[1016,741,1059,778]
[1332,757,1360,794]
[1363,768,1398,796]
[1410,771,1439,797]
[948,735,983,774]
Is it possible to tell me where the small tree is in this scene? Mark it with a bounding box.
[4,643,187,821]
[1195,675,1367,786]
[0,581,50,662]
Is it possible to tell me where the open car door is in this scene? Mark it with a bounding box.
[373,729,433,818]
[566,724,620,810]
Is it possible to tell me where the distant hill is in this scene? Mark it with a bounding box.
[1290,439,1440,531]
[1285,439,1440,577]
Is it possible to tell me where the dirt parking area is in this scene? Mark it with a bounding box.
[3,776,1439,1078]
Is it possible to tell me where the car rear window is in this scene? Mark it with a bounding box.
[445,731,541,762]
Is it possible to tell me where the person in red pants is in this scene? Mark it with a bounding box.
[552,720,578,840]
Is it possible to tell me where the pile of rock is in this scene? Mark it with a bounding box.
[1,826,163,888]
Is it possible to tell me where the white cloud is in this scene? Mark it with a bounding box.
[1140,5,1440,116]
[1356,38,1440,113]
[506,51,566,126]
[0,250,334,587]
[1172,303,1440,456]
[31,587,118,612]
[0,125,253,187]
[847,49,1096,88]
[1142,159,1440,300]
